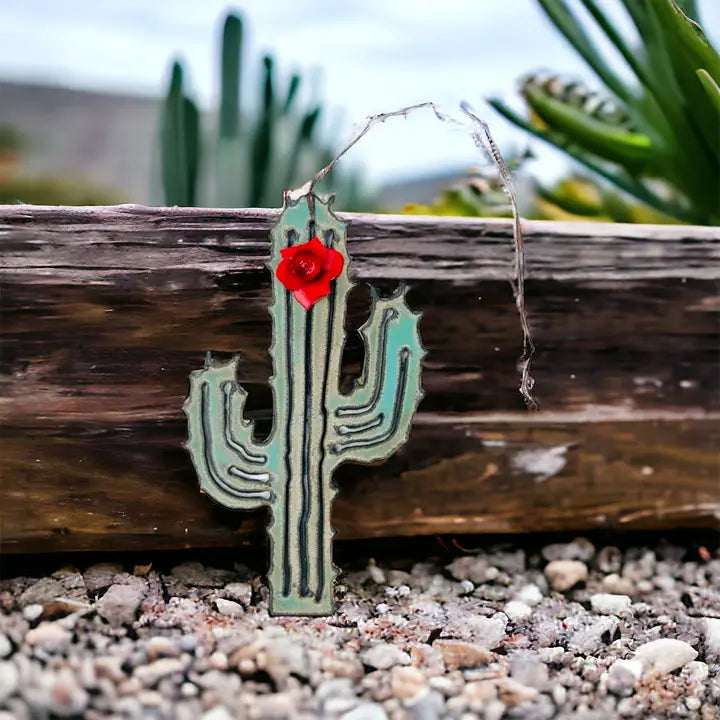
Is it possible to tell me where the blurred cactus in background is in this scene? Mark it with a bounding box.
[489,0,720,225]
[158,12,371,211]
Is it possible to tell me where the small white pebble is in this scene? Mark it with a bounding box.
[683,661,709,682]
[516,584,543,606]
[367,564,386,584]
[214,598,243,617]
[590,593,632,616]
[180,681,199,697]
[686,697,701,711]
[22,604,44,622]
[208,651,228,671]
[607,659,642,695]
[503,600,532,621]
[704,618,720,658]
[633,638,697,674]
[459,580,474,594]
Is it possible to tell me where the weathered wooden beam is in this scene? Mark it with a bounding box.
[1,205,718,553]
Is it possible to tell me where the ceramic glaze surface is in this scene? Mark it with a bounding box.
[184,194,424,615]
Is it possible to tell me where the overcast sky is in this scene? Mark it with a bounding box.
[2,0,719,186]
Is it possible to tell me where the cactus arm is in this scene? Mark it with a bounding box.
[184,354,273,510]
[328,287,424,465]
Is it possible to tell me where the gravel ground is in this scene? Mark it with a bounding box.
[1,537,719,719]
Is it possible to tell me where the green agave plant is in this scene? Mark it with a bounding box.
[159,12,370,210]
[489,0,720,225]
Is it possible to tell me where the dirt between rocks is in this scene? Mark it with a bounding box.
[0,537,718,720]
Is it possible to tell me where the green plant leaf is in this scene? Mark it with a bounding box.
[283,74,301,114]
[161,60,189,206]
[488,97,694,222]
[251,55,275,207]
[523,85,655,168]
[183,97,201,206]
[697,68,720,115]
[219,13,243,139]
[536,0,633,103]
[647,0,720,159]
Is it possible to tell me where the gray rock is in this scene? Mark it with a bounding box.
[254,692,297,719]
[607,659,642,696]
[325,696,360,715]
[542,538,595,563]
[682,660,709,682]
[0,661,19,703]
[223,582,252,606]
[567,616,619,654]
[97,582,145,627]
[317,677,355,704]
[51,569,87,600]
[17,578,64,608]
[170,562,225,587]
[405,688,444,720]
[83,563,123,592]
[360,644,411,670]
[446,556,496,584]
[469,613,507,648]
[510,655,549,689]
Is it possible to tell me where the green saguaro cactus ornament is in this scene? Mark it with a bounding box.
[184,193,424,615]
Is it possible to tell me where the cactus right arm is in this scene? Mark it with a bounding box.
[328,287,424,465]
[184,355,274,510]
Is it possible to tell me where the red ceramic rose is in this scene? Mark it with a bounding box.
[275,237,344,310]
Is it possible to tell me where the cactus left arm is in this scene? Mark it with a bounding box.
[184,354,274,509]
[328,287,424,465]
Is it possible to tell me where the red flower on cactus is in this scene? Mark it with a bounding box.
[275,237,344,310]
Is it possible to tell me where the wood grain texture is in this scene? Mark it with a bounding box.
[1,205,718,552]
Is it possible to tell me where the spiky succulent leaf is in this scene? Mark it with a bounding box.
[522,84,655,169]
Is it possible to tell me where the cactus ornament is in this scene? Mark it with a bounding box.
[184,194,424,615]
